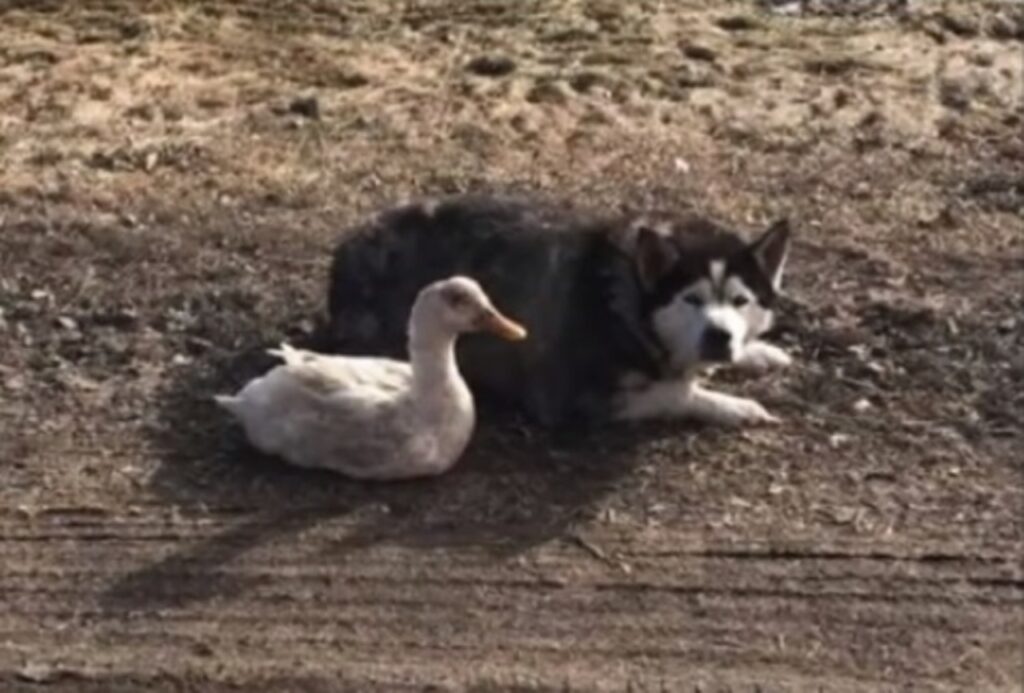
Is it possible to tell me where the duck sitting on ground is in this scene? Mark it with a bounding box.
[214,276,527,480]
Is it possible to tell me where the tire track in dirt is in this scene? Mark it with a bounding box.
[2,512,1021,690]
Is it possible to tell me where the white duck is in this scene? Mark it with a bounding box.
[214,276,527,480]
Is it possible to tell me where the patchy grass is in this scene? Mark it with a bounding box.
[0,0,1022,689]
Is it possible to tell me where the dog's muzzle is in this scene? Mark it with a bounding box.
[700,327,734,362]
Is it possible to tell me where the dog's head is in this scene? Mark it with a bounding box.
[632,217,791,371]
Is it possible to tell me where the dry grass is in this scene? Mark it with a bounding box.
[1,0,1022,689]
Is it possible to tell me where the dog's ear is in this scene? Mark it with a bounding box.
[634,226,678,289]
[749,218,791,291]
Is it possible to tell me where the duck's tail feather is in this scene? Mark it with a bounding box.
[267,342,303,364]
[213,394,242,417]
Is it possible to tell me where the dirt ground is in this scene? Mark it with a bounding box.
[1,0,1022,690]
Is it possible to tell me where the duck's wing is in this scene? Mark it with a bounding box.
[270,345,412,395]
[309,399,445,480]
[286,356,413,395]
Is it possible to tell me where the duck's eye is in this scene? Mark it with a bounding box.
[731,295,750,308]
[445,292,468,308]
[683,295,705,308]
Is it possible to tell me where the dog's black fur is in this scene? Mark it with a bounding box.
[326,193,780,428]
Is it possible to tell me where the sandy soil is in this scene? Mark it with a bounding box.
[1,0,1022,690]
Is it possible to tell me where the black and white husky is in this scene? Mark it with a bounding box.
[325,194,793,429]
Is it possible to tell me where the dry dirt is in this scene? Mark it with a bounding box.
[1,0,1022,690]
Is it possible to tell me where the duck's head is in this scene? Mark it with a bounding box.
[415,276,528,341]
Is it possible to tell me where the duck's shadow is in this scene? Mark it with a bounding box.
[103,327,669,611]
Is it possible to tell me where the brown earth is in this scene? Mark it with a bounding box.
[1,0,1022,690]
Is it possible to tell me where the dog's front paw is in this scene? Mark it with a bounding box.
[737,341,793,372]
[724,397,781,427]
[690,387,782,427]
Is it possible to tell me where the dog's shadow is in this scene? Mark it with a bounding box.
[102,325,667,611]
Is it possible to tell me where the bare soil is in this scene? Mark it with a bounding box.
[1,0,1022,690]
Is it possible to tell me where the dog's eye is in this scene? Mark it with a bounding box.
[683,295,705,307]
[732,295,750,308]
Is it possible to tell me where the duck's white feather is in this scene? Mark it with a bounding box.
[213,277,515,481]
[265,343,412,396]
[216,350,465,479]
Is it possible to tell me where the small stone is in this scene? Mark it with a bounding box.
[917,206,950,228]
[124,102,156,121]
[865,361,885,375]
[988,13,1024,41]
[191,642,215,657]
[87,150,118,170]
[936,114,960,139]
[465,55,516,77]
[675,62,715,88]
[847,344,870,360]
[939,78,971,111]
[969,52,995,68]
[66,374,100,392]
[852,398,872,413]
[288,95,320,120]
[526,79,569,105]
[185,336,214,355]
[56,316,78,331]
[681,43,717,62]
[921,19,947,44]
[92,308,138,329]
[831,507,857,524]
[716,15,760,31]
[16,663,56,683]
[938,11,979,37]
[764,0,802,16]
[568,71,609,94]
[829,433,851,449]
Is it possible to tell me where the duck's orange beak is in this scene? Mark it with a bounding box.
[479,309,528,341]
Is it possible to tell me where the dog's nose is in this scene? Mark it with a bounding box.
[700,327,733,362]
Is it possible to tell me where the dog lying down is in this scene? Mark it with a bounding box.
[326,193,793,429]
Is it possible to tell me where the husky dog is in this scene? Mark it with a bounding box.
[325,194,792,429]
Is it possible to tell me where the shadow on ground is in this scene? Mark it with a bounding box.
[99,237,838,614]
[101,320,670,611]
